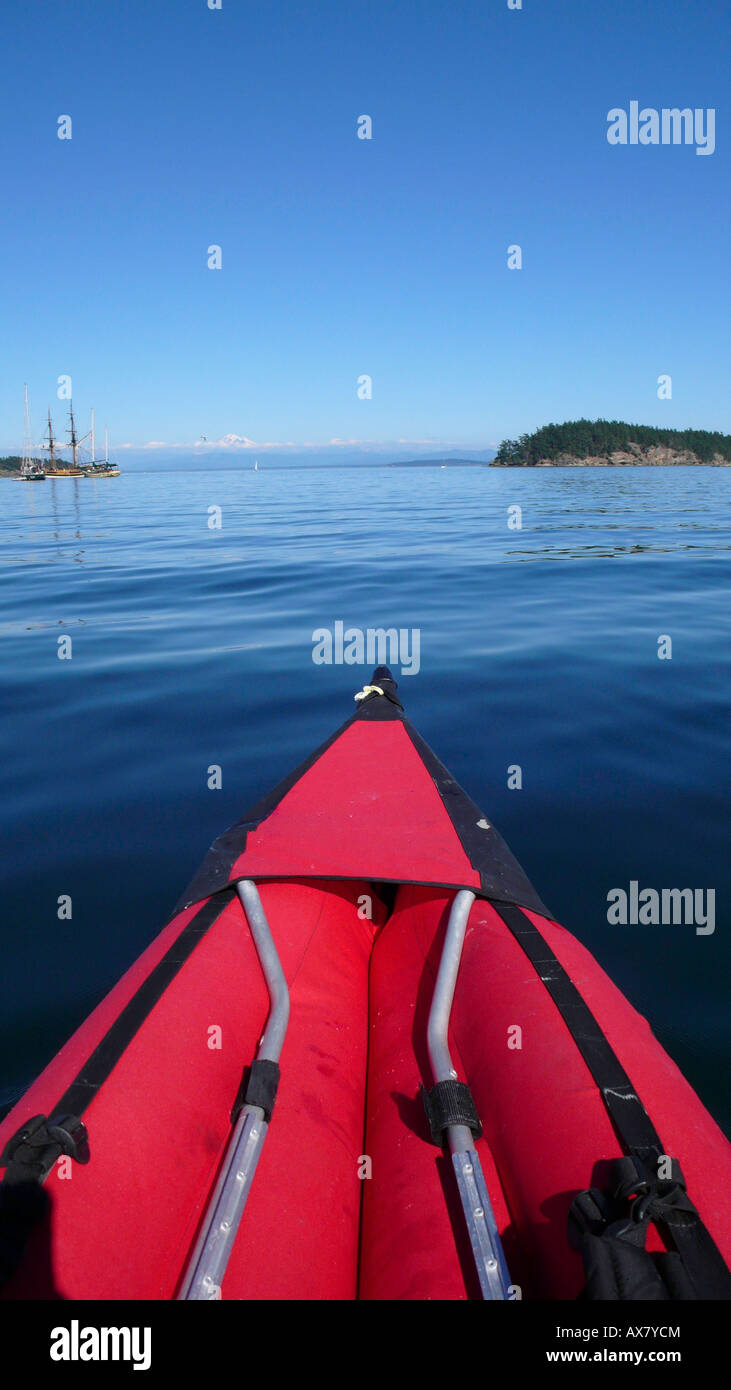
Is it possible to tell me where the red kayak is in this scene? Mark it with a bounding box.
[1,668,729,1301]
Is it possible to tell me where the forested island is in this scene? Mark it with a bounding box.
[493,421,731,467]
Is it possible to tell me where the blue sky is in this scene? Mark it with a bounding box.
[0,0,728,460]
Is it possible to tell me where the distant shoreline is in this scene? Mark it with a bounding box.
[5,459,731,477]
[387,458,488,467]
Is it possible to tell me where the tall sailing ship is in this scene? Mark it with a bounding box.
[43,400,120,477]
[44,401,85,476]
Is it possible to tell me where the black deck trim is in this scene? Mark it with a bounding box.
[490,901,663,1162]
[49,891,234,1124]
[491,900,731,1295]
[404,723,550,917]
[173,712,363,913]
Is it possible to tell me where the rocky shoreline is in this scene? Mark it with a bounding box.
[492,444,730,467]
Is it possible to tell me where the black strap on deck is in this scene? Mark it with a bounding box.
[0,891,233,1290]
[491,902,665,1164]
[490,900,731,1300]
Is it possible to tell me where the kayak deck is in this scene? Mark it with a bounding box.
[1,669,729,1300]
[2,875,729,1300]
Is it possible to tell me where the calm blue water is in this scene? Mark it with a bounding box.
[1,465,729,1132]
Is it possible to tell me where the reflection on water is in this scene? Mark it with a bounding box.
[3,464,729,566]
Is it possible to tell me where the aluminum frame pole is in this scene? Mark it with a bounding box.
[179,880,289,1300]
[426,889,513,1300]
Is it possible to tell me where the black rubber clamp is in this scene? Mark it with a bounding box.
[231,1059,281,1124]
[420,1080,482,1146]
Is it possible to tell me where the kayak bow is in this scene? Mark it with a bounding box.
[1,667,729,1301]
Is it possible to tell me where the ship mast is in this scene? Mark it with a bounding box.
[105,426,109,464]
[68,400,79,469]
[90,407,95,465]
[46,408,58,470]
[21,385,32,476]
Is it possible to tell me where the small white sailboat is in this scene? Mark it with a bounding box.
[85,415,120,476]
[20,385,45,480]
[101,427,120,476]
